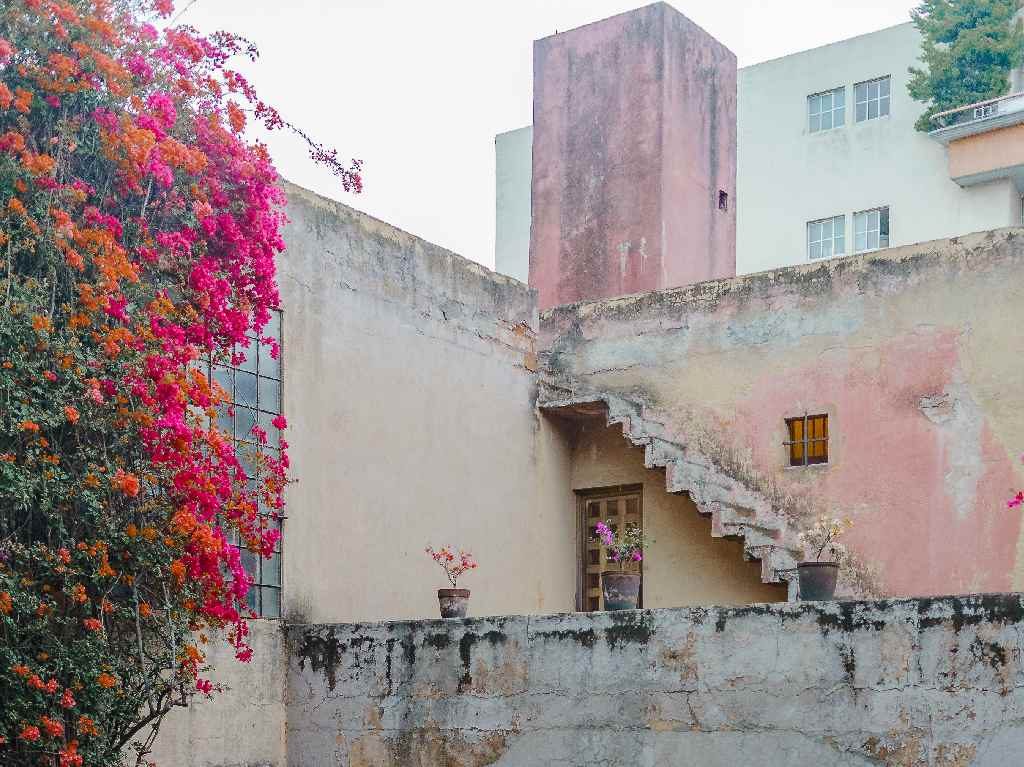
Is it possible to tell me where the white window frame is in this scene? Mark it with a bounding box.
[853,207,890,253]
[808,86,845,133]
[807,215,846,261]
[854,76,891,123]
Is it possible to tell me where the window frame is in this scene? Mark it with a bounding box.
[806,214,846,261]
[807,86,846,134]
[852,206,890,254]
[784,414,829,468]
[209,308,285,618]
[854,75,891,123]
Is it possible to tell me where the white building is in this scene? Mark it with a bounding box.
[495,20,1024,280]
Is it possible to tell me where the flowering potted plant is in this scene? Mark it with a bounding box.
[796,515,853,600]
[594,521,645,610]
[425,546,478,618]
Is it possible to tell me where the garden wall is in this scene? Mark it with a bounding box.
[286,594,1024,766]
[541,227,1024,598]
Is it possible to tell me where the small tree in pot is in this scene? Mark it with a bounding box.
[796,516,853,600]
[426,546,478,618]
[594,521,646,610]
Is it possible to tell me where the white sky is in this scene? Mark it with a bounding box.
[179,1,917,269]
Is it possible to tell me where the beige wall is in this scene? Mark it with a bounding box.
[569,420,786,607]
[149,620,286,766]
[949,123,1024,185]
[278,183,577,624]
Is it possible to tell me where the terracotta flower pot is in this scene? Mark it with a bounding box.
[437,588,470,618]
[798,562,839,601]
[601,571,641,611]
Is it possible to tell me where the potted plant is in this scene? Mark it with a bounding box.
[425,546,478,618]
[796,515,853,601]
[594,521,646,611]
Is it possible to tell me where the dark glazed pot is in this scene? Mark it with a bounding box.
[437,588,470,618]
[601,571,641,611]
[798,562,839,601]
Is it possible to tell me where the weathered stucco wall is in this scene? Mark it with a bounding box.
[529,2,736,311]
[286,593,1024,765]
[567,419,785,606]
[150,620,286,766]
[541,228,1024,598]
[278,183,579,624]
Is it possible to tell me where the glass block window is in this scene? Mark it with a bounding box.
[808,87,845,133]
[578,487,642,612]
[212,310,283,617]
[807,215,846,261]
[785,414,829,467]
[854,76,890,122]
[853,207,890,253]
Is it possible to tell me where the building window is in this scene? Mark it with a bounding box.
[808,86,845,132]
[577,486,642,612]
[718,190,729,211]
[807,215,845,261]
[212,309,283,617]
[853,207,890,253]
[854,76,890,122]
[785,414,828,467]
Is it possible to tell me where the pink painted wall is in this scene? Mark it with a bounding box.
[529,3,737,311]
[540,229,1024,597]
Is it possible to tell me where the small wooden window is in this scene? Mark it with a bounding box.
[576,486,643,611]
[785,414,828,467]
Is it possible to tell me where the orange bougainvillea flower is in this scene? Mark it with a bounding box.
[0,592,12,614]
[19,421,40,432]
[77,716,99,737]
[111,468,140,497]
[0,82,12,110]
[31,314,51,332]
[14,87,32,113]
[169,560,186,584]
[64,405,80,424]
[83,618,102,631]
[96,673,117,689]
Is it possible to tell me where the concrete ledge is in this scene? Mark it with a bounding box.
[286,594,1024,765]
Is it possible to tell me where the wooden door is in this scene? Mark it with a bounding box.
[577,486,643,611]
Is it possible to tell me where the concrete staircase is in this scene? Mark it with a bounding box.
[538,379,808,600]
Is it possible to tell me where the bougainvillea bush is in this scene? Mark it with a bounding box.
[0,1,359,764]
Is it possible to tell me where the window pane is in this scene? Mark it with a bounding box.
[835,106,845,127]
[213,364,232,395]
[263,551,282,585]
[868,100,878,120]
[258,342,280,380]
[235,407,257,442]
[867,230,879,250]
[809,114,820,132]
[216,405,232,435]
[264,311,281,342]
[880,208,890,236]
[834,233,845,255]
[834,88,845,107]
[879,77,890,97]
[259,377,280,414]
[236,344,257,373]
[240,547,258,579]
[261,587,280,618]
[821,111,832,130]
[879,96,890,117]
[809,242,821,260]
[855,232,867,252]
[854,213,867,235]
[867,81,879,100]
[235,371,258,409]
[856,102,867,122]
[258,410,281,448]
[822,240,833,259]
[809,95,820,114]
[855,83,866,103]
[821,219,832,239]
[808,222,820,242]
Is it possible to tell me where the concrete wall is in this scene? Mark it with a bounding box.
[541,228,1024,598]
[568,419,785,606]
[286,593,1024,765]
[529,2,736,311]
[277,183,579,624]
[495,127,533,283]
[737,23,1022,275]
[150,620,287,767]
